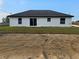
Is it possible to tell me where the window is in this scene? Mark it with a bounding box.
[30,18,37,26]
[18,18,22,24]
[60,18,65,24]
[47,18,51,22]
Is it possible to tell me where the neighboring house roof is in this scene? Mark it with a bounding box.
[7,10,74,17]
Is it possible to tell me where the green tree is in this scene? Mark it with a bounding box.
[2,17,9,23]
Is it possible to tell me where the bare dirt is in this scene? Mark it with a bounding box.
[0,34,78,59]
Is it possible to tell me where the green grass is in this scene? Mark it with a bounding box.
[0,26,79,34]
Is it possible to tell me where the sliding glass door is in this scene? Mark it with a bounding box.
[30,18,37,26]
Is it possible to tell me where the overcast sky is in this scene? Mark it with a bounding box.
[0,0,79,22]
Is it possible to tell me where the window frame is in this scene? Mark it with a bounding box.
[47,18,51,22]
[18,18,22,24]
[60,18,65,24]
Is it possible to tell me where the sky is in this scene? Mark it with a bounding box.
[0,0,79,22]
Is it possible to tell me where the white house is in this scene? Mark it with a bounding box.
[7,10,74,27]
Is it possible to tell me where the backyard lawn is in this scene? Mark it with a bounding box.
[0,26,79,34]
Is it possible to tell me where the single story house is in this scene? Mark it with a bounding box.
[7,10,74,27]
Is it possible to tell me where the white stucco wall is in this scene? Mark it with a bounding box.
[9,17,72,27]
[9,18,29,27]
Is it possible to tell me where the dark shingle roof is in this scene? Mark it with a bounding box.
[7,10,74,17]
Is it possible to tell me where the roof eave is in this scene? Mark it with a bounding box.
[7,16,74,18]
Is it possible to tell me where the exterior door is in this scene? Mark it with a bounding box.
[30,18,37,26]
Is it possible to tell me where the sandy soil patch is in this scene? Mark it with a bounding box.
[0,34,78,59]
